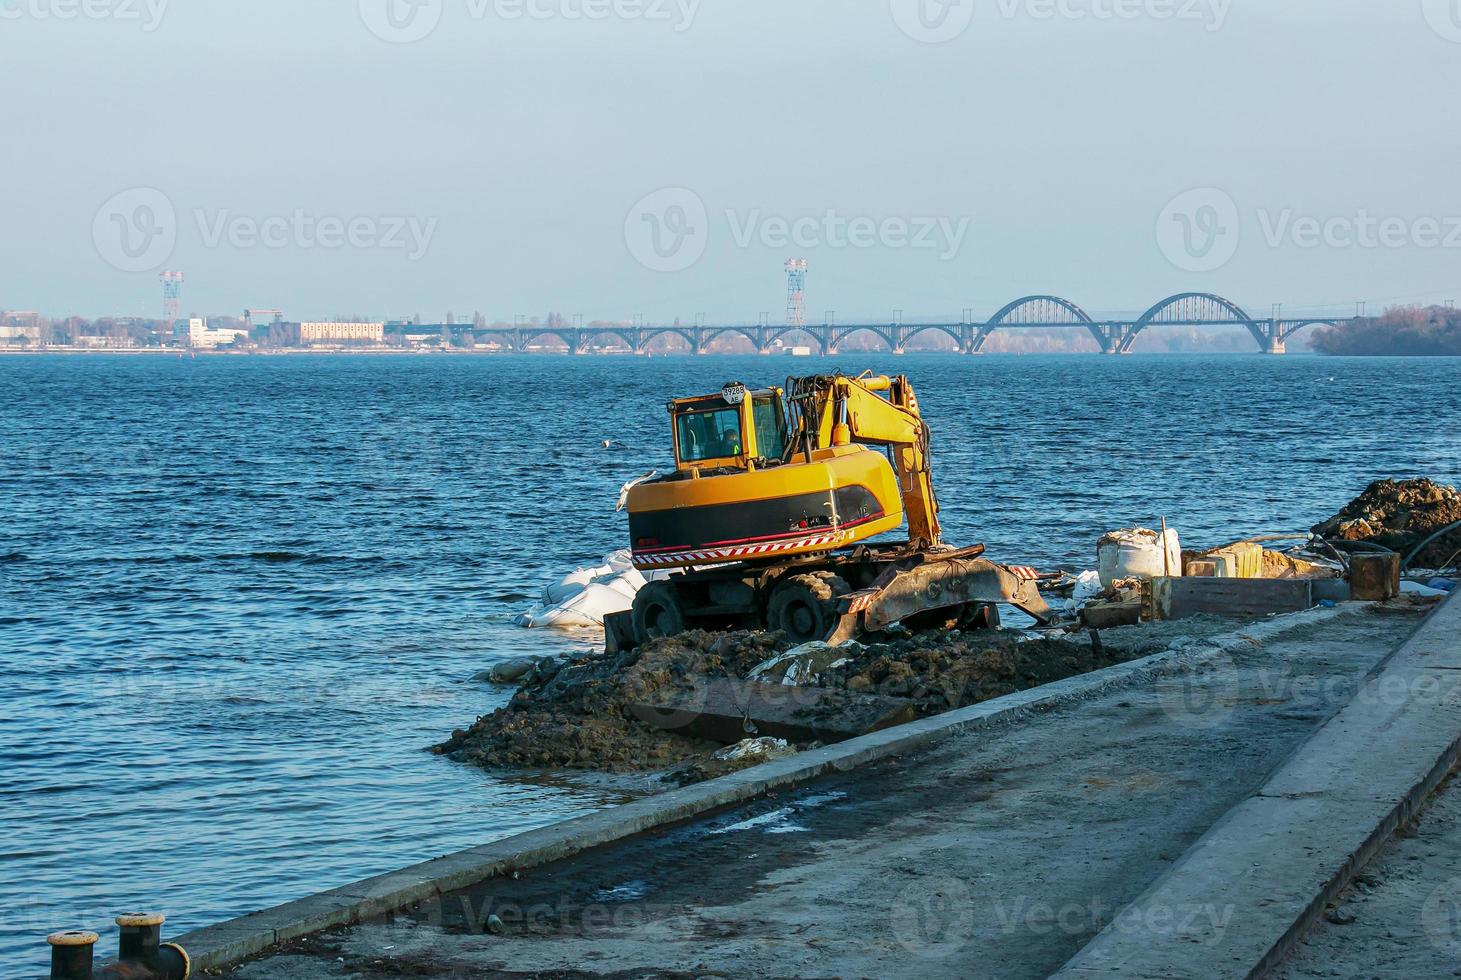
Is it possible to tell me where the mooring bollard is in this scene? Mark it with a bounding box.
[108,913,190,979]
[47,930,99,980]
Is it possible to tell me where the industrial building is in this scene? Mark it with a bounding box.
[180,318,250,349]
[290,321,386,346]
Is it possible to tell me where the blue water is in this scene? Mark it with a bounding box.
[3,352,1459,974]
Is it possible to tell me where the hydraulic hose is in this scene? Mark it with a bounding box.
[1402,519,1461,570]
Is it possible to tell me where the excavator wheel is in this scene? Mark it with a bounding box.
[632,581,688,643]
[766,572,851,644]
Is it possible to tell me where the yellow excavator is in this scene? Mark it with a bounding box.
[612,372,1056,648]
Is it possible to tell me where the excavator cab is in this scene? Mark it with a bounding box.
[670,383,788,472]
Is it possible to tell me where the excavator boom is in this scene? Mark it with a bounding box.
[787,373,942,549]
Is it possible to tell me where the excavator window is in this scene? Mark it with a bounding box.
[675,406,742,463]
[751,397,788,461]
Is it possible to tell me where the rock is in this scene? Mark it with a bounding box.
[477,658,539,685]
[486,914,504,935]
[1323,908,1356,926]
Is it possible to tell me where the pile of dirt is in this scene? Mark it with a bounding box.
[821,632,1138,715]
[438,628,1145,779]
[1312,479,1461,569]
[434,631,788,772]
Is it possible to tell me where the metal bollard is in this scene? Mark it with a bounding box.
[47,930,99,980]
[109,913,190,980]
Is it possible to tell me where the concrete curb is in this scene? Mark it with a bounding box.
[168,605,1365,972]
[1054,592,1460,979]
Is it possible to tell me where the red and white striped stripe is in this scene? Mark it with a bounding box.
[634,532,840,569]
[1008,565,1042,581]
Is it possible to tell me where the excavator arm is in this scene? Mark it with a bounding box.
[788,373,943,549]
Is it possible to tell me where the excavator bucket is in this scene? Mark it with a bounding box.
[825,556,1057,644]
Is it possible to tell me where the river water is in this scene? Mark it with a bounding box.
[3,352,1458,973]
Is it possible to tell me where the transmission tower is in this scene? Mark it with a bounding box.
[160,271,184,328]
[785,259,807,330]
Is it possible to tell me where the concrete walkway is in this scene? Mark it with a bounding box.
[1274,772,1461,978]
[225,605,1430,979]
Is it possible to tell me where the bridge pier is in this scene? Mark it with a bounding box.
[1256,321,1287,354]
[1089,323,1130,355]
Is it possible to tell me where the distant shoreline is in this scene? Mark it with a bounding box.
[0,347,1341,358]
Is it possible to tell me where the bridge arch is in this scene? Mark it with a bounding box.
[1126,292,1260,352]
[636,327,697,352]
[1277,318,1343,341]
[767,327,829,353]
[518,330,579,352]
[703,327,765,353]
[901,324,962,351]
[976,295,1104,352]
[829,325,898,353]
[474,329,519,351]
[576,328,638,352]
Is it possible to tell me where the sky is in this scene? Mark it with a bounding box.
[4,0,1461,323]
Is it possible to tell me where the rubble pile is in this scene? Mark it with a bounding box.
[438,628,1142,780]
[820,633,1133,715]
[1313,479,1461,569]
[435,631,786,772]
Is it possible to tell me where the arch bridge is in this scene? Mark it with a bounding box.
[437,294,1355,355]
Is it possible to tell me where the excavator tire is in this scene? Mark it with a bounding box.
[766,572,851,644]
[632,580,688,643]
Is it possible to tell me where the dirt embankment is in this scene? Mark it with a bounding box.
[435,629,1143,781]
[1312,478,1461,569]
[436,632,782,772]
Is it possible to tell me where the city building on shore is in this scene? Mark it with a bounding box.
[0,311,43,346]
[74,334,138,349]
[286,321,386,347]
[180,318,250,349]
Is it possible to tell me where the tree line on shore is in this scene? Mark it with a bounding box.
[1311,305,1461,356]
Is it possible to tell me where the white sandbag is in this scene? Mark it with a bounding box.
[517,582,631,628]
[518,550,659,630]
[1098,528,1182,589]
[602,575,641,601]
[1072,570,1105,602]
[1059,569,1108,617]
[543,570,594,604]
[604,549,636,574]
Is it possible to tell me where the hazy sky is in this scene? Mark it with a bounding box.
[5,0,1461,322]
